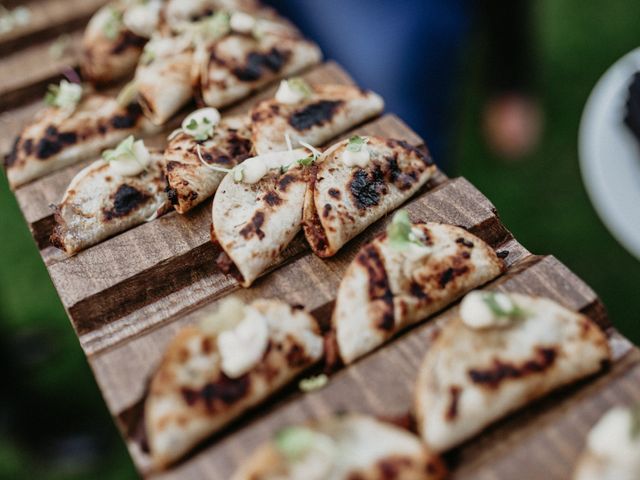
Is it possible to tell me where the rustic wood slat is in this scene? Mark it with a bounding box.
[0,30,84,110]
[0,0,106,57]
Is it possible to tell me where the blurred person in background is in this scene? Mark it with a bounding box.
[267,0,543,165]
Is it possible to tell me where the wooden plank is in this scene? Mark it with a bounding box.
[0,0,106,57]
[89,253,634,479]
[0,30,83,110]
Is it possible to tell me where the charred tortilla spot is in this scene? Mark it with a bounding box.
[111,30,146,54]
[98,124,107,134]
[322,203,332,218]
[23,138,33,156]
[349,166,385,209]
[328,188,341,199]
[201,337,212,354]
[409,281,429,300]
[438,266,470,288]
[103,184,151,220]
[386,155,418,191]
[387,138,433,166]
[111,103,143,129]
[263,190,282,206]
[456,237,474,248]
[233,48,288,81]
[288,100,343,131]
[4,136,20,168]
[239,211,266,240]
[461,251,471,259]
[356,244,395,331]
[180,373,250,411]
[277,173,296,191]
[285,339,310,367]
[468,347,557,389]
[35,125,78,160]
[446,385,462,421]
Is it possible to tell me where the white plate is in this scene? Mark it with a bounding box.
[579,47,640,261]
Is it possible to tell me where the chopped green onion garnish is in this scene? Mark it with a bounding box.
[387,210,424,251]
[481,292,528,320]
[275,427,316,460]
[299,374,328,392]
[346,135,367,153]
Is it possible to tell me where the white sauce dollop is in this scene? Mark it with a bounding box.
[123,0,161,38]
[460,291,518,329]
[230,11,256,34]
[181,107,221,140]
[275,79,306,104]
[217,306,269,378]
[342,146,371,168]
[587,407,640,472]
[109,139,151,177]
[237,149,307,184]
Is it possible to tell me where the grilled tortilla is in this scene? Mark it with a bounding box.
[164,115,253,213]
[250,84,384,155]
[232,414,447,480]
[302,137,436,258]
[4,96,157,189]
[211,155,309,287]
[50,151,169,255]
[145,298,324,468]
[136,37,194,125]
[81,2,148,84]
[415,291,610,453]
[333,222,505,364]
[197,28,322,109]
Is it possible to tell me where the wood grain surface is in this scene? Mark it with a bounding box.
[2,5,639,479]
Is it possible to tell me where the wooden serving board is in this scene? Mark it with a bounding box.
[2,5,640,480]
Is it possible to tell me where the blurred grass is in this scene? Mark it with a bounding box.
[1,0,640,478]
[455,0,640,342]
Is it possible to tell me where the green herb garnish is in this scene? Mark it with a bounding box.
[275,427,316,460]
[387,210,424,251]
[186,119,198,130]
[299,374,328,392]
[481,292,527,319]
[288,77,313,98]
[346,135,367,153]
[44,80,83,110]
[102,7,122,40]
[102,135,136,163]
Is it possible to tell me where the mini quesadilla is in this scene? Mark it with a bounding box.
[415,290,610,453]
[81,2,150,84]
[164,109,253,213]
[196,16,322,109]
[4,82,157,189]
[303,136,436,258]
[573,405,640,480]
[51,137,170,255]
[145,297,324,468]
[211,145,315,287]
[250,80,384,155]
[232,414,447,480]
[134,32,195,125]
[333,214,505,364]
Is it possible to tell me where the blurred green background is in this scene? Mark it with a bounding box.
[1,0,640,478]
